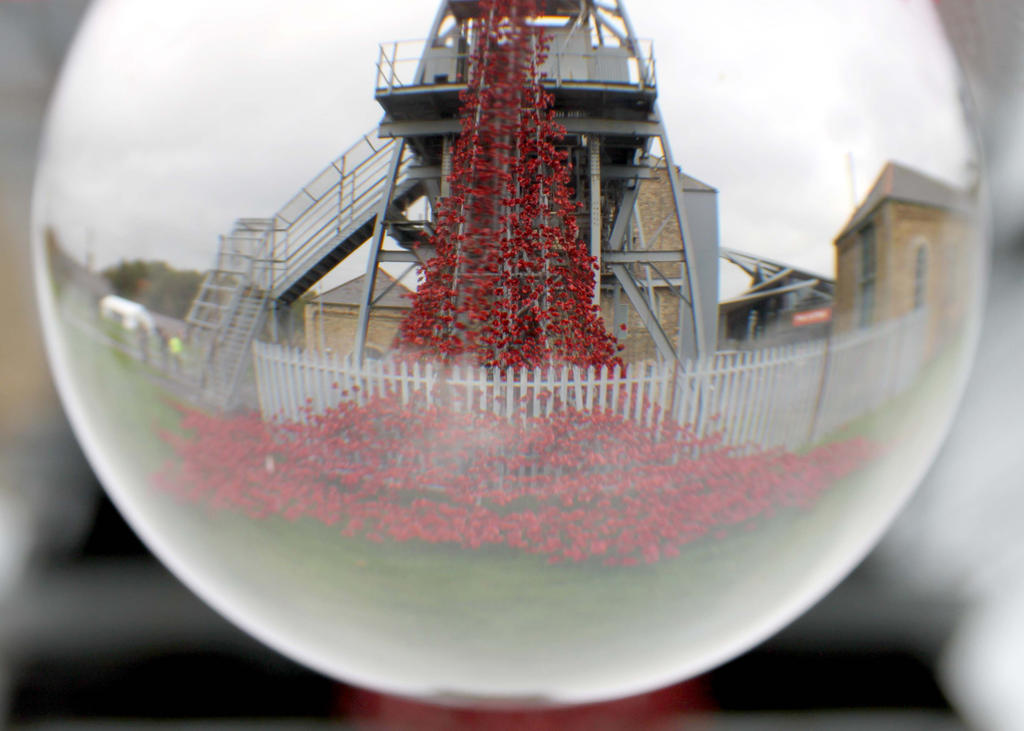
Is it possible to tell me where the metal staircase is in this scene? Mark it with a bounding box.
[185,130,423,409]
[194,287,268,408]
[185,219,271,408]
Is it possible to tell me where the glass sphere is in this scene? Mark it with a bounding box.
[33,0,987,706]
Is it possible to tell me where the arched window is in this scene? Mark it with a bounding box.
[913,241,928,310]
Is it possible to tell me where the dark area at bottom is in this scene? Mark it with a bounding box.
[7,492,957,725]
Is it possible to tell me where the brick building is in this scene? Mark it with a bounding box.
[833,161,974,354]
[304,272,411,359]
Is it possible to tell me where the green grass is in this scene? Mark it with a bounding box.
[67,328,181,452]
[54,304,202,534]
[171,479,823,681]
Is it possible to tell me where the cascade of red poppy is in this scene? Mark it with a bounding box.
[395,0,620,369]
[156,398,882,565]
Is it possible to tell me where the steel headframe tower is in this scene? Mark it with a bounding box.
[356,0,718,364]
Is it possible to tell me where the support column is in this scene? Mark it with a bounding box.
[657,112,709,358]
[589,136,602,306]
[354,138,406,364]
[353,2,448,364]
[606,181,640,252]
[610,263,676,361]
[440,135,452,198]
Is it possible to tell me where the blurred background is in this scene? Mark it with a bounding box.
[2,1,1023,728]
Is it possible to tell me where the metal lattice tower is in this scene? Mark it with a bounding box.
[185,0,722,406]
[357,0,719,364]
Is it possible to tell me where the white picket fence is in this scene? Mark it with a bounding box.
[252,309,928,450]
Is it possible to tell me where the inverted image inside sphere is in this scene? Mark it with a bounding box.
[33,0,986,705]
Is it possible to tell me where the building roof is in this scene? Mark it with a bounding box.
[718,247,835,314]
[836,161,970,240]
[680,172,716,193]
[313,271,413,309]
[720,247,833,286]
[651,161,716,193]
[718,279,833,312]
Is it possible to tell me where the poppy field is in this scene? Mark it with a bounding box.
[154,391,882,566]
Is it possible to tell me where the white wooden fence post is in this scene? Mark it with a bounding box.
[249,309,930,452]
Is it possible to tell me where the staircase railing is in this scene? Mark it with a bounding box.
[210,289,268,409]
[249,131,415,299]
[187,129,420,408]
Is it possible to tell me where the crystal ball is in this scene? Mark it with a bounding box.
[33,0,987,706]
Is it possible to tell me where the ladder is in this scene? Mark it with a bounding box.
[185,219,273,408]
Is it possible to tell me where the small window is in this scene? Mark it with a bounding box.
[913,243,928,310]
[858,224,877,327]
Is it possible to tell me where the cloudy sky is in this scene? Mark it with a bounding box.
[36,0,976,297]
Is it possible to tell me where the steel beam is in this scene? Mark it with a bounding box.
[354,6,452,363]
[441,136,452,198]
[748,267,795,292]
[354,139,406,364]
[406,165,442,180]
[371,263,418,306]
[603,250,685,263]
[562,118,661,136]
[610,263,677,362]
[657,111,708,358]
[602,165,655,180]
[589,136,602,306]
[379,247,436,263]
[378,117,663,139]
[378,119,461,138]
[720,279,819,307]
[606,182,640,252]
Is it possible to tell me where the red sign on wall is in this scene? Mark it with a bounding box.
[793,307,832,327]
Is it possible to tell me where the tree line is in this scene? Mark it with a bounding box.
[102,259,203,320]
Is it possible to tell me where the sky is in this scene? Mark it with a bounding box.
[35,0,977,298]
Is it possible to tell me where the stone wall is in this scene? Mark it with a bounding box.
[304,303,406,359]
[596,166,717,361]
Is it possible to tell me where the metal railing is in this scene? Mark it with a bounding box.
[237,131,414,298]
[217,219,274,282]
[375,38,657,94]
